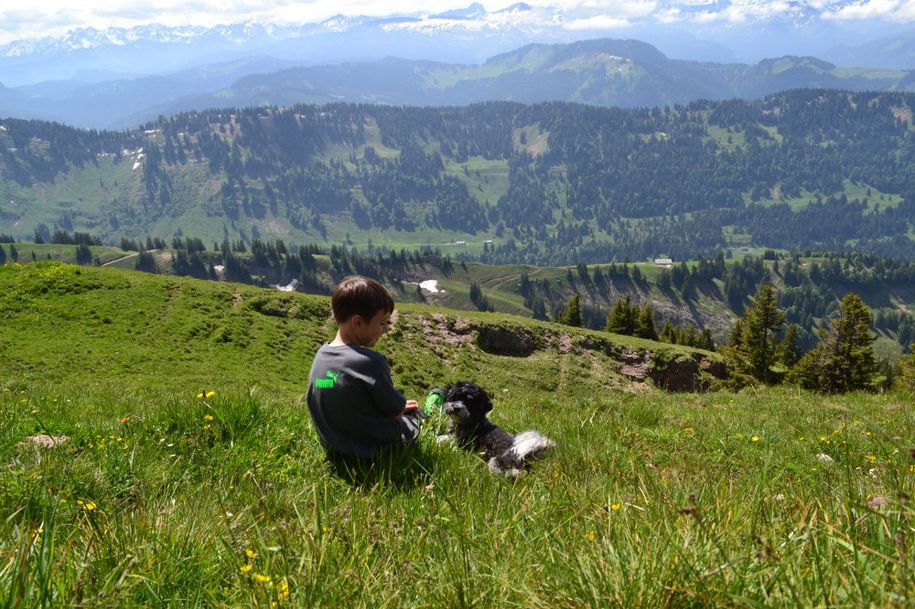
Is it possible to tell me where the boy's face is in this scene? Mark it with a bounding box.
[351,309,392,348]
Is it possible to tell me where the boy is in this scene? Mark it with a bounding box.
[306,276,420,459]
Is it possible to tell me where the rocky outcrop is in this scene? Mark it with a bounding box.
[410,313,727,391]
[474,323,536,357]
[648,354,714,392]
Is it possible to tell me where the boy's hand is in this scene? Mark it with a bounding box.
[403,400,419,413]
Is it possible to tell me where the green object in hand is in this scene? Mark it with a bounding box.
[424,388,446,415]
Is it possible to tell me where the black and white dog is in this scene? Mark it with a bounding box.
[443,381,554,477]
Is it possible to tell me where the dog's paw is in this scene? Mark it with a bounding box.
[488,457,521,477]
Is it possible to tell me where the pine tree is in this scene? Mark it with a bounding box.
[135,250,157,273]
[659,320,676,343]
[606,295,635,335]
[699,328,715,351]
[531,296,547,321]
[728,318,743,347]
[634,303,658,341]
[723,283,785,385]
[775,324,802,368]
[791,293,877,393]
[738,283,784,383]
[9,244,19,262]
[557,294,583,327]
[0,245,6,265]
[833,293,877,390]
[75,244,92,265]
[469,281,491,312]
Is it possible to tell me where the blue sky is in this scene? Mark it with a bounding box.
[1,1,914,45]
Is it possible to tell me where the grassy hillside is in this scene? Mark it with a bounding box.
[4,242,915,359]
[1,263,914,606]
[0,262,714,395]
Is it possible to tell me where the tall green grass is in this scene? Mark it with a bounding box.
[1,383,913,607]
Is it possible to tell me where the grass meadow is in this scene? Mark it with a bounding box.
[1,263,914,607]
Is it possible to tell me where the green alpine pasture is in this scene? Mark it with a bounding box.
[1,263,914,607]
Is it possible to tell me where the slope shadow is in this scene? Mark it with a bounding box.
[323,443,435,491]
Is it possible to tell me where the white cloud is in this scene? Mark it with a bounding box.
[0,1,479,44]
[678,0,796,25]
[654,8,685,23]
[564,15,632,28]
[571,1,658,17]
[826,0,915,22]
[3,0,915,46]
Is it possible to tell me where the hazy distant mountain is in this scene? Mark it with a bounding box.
[828,32,915,71]
[1,2,912,89]
[1,37,913,129]
[0,56,300,128]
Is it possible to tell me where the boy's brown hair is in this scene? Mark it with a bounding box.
[331,276,394,323]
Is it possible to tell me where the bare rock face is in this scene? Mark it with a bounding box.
[648,355,703,392]
[419,314,474,348]
[474,323,536,357]
[617,347,652,380]
[612,349,724,392]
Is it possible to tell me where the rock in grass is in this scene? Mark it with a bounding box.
[867,495,889,509]
[18,434,69,449]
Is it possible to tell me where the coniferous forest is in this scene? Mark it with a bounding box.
[1,89,915,264]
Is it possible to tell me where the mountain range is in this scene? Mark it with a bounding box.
[1,37,914,130]
[4,2,915,80]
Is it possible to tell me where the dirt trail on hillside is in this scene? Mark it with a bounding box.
[102,253,137,266]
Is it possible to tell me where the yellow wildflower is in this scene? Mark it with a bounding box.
[119,416,131,424]
[254,573,272,584]
[245,549,257,559]
[196,392,204,399]
[204,414,214,421]
[867,455,877,463]
[611,503,622,511]
[240,564,253,574]
[84,501,97,511]
[751,436,760,442]
[585,530,596,541]
[277,578,290,599]
[909,464,915,474]
[683,427,695,435]
[206,390,216,398]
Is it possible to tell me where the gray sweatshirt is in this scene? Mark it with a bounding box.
[306,343,419,458]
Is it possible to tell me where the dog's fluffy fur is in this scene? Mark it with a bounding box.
[443,381,554,477]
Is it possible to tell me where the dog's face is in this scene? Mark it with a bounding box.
[443,381,493,423]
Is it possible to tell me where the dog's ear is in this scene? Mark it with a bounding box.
[481,396,493,414]
[470,384,494,414]
[444,382,462,401]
